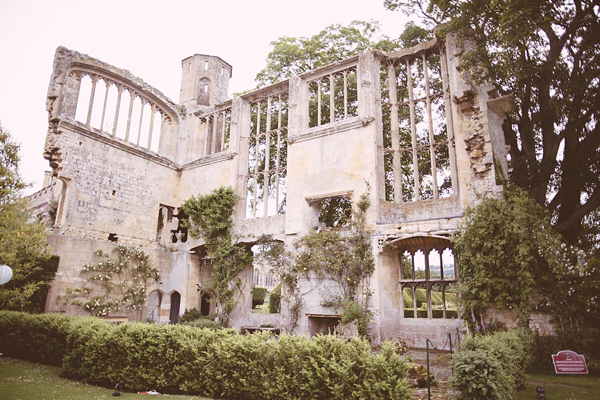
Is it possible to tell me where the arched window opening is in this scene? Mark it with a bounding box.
[397,236,457,319]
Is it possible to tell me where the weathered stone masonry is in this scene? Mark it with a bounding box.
[32,34,512,347]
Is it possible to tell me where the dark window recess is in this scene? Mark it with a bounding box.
[108,233,118,242]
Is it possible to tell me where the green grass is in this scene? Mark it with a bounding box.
[516,370,600,400]
[0,357,210,399]
[251,303,270,314]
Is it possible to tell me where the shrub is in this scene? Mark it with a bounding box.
[451,329,533,399]
[178,308,204,324]
[270,283,281,313]
[252,287,267,308]
[179,317,222,330]
[0,310,72,366]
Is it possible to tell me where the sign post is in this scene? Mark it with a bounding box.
[552,350,589,374]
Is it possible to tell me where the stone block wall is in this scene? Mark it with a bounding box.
[35,34,513,345]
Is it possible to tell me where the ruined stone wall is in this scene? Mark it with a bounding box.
[37,37,512,345]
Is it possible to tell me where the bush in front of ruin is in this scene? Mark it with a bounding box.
[0,311,413,399]
[451,328,533,400]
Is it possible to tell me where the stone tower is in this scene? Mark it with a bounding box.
[179,54,232,113]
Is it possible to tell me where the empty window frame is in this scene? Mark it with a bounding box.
[70,71,164,153]
[381,44,457,203]
[308,67,357,128]
[400,245,458,319]
[246,92,288,218]
[199,108,231,156]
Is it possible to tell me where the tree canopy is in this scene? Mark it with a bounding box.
[0,124,58,312]
[386,0,600,244]
[255,20,402,87]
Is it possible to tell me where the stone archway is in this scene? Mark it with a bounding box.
[146,290,163,323]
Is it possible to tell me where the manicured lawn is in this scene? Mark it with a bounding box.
[0,357,210,399]
[517,370,600,400]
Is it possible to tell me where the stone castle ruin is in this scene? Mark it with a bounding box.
[30,33,512,347]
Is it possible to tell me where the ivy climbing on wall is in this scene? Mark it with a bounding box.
[296,189,375,337]
[258,187,375,337]
[182,186,252,326]
[64,246,160,317]
[453,187,594,331]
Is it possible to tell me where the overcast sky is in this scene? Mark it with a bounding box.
[0,0,411,194]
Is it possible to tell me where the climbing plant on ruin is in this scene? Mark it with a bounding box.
[255,189,375,336]
[298,189,375,337]
[453,187,596,331]
[64,246,159,316]
[182,187,252,325]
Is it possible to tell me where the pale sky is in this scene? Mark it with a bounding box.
[0,0,411,195]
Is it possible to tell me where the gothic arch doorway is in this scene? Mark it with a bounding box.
[200,290,215,316]
[169,291,181,324]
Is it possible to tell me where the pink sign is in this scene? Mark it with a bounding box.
[552,350,589,374]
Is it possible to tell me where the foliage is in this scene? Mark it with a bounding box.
[406,364,436,389]
[531,330,600,375]
[0,124,59,313]
[293,189,375,337]
[182,186,252,326]
[254,239,302,330]
[178,317,222,330]
[453,187,592,328]
[252,287,267,308]
[0,311,413,399]
[386,0,600,244]
[337,299,374,338]
[269,282,281,313]
[64,246,159,316]
[319,197,352,228]
[0,310,72,366]
[451,329,533,399]
[0,124,26,205]
[255,190,376,337]
[296,190,374,301]
[255,20,401,87]
[177,308,204,324]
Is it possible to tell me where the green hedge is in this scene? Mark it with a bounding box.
[0,311,412,400]
[270,283,281,313]
[0,310,73,366]
[451,329,533,400]
[252,287,267,308]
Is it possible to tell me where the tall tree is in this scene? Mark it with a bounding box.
[385,0,600,244]
[0,124,58,312]
[255,20,401,87]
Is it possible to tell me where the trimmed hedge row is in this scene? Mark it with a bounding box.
[252,287,267,308]
[0,310,73,366]
[451,329,533,400]
[0,311,412,400]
